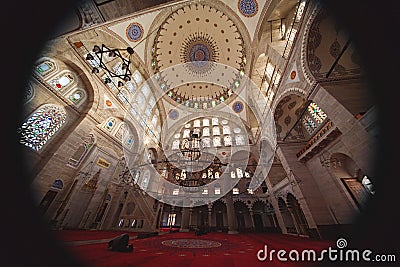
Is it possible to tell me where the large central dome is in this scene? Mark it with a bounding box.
[151,3,246,108]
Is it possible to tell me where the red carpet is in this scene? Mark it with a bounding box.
[55,230,334,267]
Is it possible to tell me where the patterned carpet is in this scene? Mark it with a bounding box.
[60,230,333,267]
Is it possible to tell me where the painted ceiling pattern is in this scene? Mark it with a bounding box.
[151,3,246,106]
[306,8,361,81]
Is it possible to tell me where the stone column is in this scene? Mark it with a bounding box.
[249,209,255,230]
[180,197,190,232]
[152,203,163,230]
[208,207,212,228]
[225,191,238,234]
[189,208,193,228]
[264,178,287,234]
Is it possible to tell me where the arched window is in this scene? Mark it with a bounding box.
[302,102,328,135]
[308,102,327,123]
[126,81,136,93]
[223,125,231,135]
[214,183,221,194]
[213,136,221,147]
[203,127,210,136]
[104,118,116,132]
[135,93,145,110]
[67,89,86,105]
[52,179,64,190]
[193,119,201,127]
[223,135,232,146]
[172,140,180,150]
[48,71,75,93]
[235,134,245,145]
[35,58,57,78]
[142,83,150,98]
[133,70,143,85]
[213,126,220,136]
[18,104,67,151]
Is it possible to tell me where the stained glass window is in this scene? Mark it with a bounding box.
[302,115,317,134]
[52,179,64,190]
[18,104,66,151]
[68,89,85,105]
[123,133,134,149]
[104,118,116,132]
[48,71,74,93]
[35,59,56,77]
[308,102,327,123]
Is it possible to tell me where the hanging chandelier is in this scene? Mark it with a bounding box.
[85,44,135,87]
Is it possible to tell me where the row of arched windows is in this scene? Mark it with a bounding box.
[34,57,87,107]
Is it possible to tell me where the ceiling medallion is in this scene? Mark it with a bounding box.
[126,22,144,42]
[238,0,259,18]
[232,101,244,113]
[180,32,219,77]
[168,109,179,120]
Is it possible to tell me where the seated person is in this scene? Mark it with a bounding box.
[107,233,133,252]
